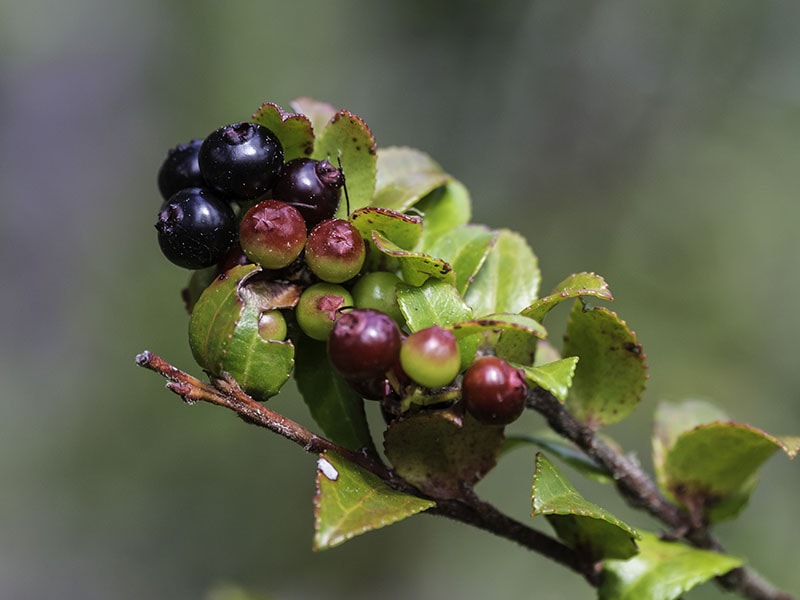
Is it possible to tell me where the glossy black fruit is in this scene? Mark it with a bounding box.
[157,139,204,200]
[272,158,344,227]
[462,356,528,426]
[305,219,366,283]
[327,309,401,381]
[199,122,283,199]
[239,200,307,269]
[155,187,237,269]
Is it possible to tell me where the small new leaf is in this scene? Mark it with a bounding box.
[600,531,743,600]
[314,451,434,551]
[522,357,579,402]
[372,231,456,287]
[531,453,638,562]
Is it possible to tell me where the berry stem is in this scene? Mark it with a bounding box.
[526,386,794,600]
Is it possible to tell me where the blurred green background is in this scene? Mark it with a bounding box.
[2,1,799,598]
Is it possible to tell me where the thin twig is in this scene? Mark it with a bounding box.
[527,386,794,600]
[135,351,592,582]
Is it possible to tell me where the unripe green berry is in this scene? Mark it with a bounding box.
[400,325,461,388]
[258,309,288,341]
[351,271,405,326]
[295,282,353,341]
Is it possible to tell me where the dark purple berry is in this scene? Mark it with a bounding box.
[272,158,344,227]
[199,122,283,199]
[305,219,366,283]
[239,200,307,269]
[157,138,204,200]
[327,309,401,381]
[155,187,237,269]
[462,356,528,426]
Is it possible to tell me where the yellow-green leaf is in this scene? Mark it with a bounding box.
[600,532,743,600]
[313,451,434,551]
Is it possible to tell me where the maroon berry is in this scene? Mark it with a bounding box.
[462,356,528,426]
[305,219,366,283]
[327,309,401,381]
[239,200,307,269]
[272,158,344,228]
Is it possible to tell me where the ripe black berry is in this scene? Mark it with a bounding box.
[199,122,283,199]
[305,219,366,283]
[157,139,204,200]
[462,356,528,426]
[327,309,401,381]
[239,200,307,269]
[272,158,344,228]
[155,187,237,269]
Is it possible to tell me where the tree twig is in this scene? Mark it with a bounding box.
[527,386,794,600]
[135,350,593,583]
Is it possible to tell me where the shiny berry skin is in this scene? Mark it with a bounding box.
[157,138,204,200]
[155,187,237,269]
[272,158,344,228]
[198,122,283,199]
[462,356,528,426]
[327,309,401,381]
[305,219,366,283]
[295,282,353,341]
[351,271,405,326]
[400,326,461,389]
[239,200,307,269]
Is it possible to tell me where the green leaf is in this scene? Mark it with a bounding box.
[188,265,297,400]
[415,179,472,249]
[522,272,613,323]
[522,357,579,402]
[206,583,276,600]
[531,453,638,561]
[600,531,743,600]
[313,451,434,551]
[450,313,547,340]
[312,110,377,216]
[384,409,504,499]
[289,97,338,137]
[372,231,456,287]
[653,399,800,523]
[372,146,451,212]
[293,336,375,453]
[563,300,647,428]
[251,102,315,160]
[463,229,541,317]
[349,206,423,251]
[451,313,547,369]
[425,225,497,294]
[503,431,612,483]
[396,278,473,332]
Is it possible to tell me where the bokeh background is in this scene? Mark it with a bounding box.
[2,1,799,598]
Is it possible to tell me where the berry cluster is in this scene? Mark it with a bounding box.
[156,122,344,270]
[155,116,528,428]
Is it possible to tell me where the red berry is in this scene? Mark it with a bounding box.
[462,356,528,426]
[239,200,307,269]
[305,219,366,283]
[400,326,460,388]
[327,309,401,381]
